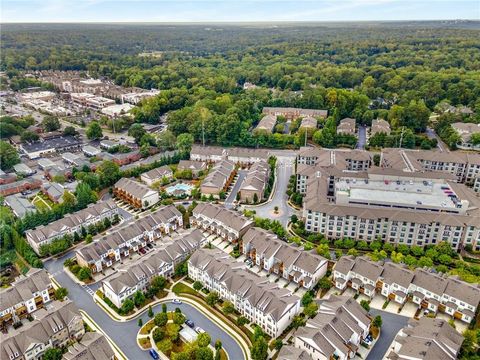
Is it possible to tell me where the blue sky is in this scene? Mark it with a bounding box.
[2,0,479,23]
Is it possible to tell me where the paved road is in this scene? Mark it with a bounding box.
[225,170,248,208]
[366,309,409,360]
[425,127,448,152]
[357,125,367,149]
[44,252,245,360]
[244,154,299,227]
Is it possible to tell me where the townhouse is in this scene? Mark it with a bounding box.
[242,227,328,290]
[293,295,371,360]
[262,107,328,120]
[227,147,270,165]
[26,200,119,255]
[63,332,114,360]
[113,177,159,209]
[255,114,277,133]
[333,257,480,323]
[370,118,391,136]
[140,165,173,186]
[387,317,463,360]
[337,118,356,136]
[102,229,206,307]
[190,145,227,163]
[1,300,85,360]
[190,203,253,243]
[0,269,55,328]
[239,160,270,203]
[0,178,42,197]
[299,116,318,130]
[451,122,480,151]
[188,249,301,338]
[278,346,313,360]
[200,159,235,196]
[177,160,206,177]
[42,182,65,203]
[76,205,182,274]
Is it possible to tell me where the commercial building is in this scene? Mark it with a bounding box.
[293,295,371,360]
[188,249,301,337]
[20,136,82,159]
[100,103,135,118]
[1,300,85,360]
[76,205,182,274]
[0,269,54,328]
[121,89,160,104]
[239,160,270,203]
[63,332,115,360]
[242,227,328,290]
[20,91,56,101]
[102,229,206,307]
[190,203,253,243]
[200,159,235,196]
[26,200,119,255]
[0,178,42,197]
[113,178,159,209]
[337,118,356,136]
[451,122,480,151]
[262,107,328,120]
[82,145,102,157]
[13,163,35,176]
[140,165,173,186]
[387,317,463,360]
[333,256,480,323]
[4,194,36,218]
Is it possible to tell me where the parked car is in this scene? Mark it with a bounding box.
[146,243,154,249]
[149,349,159,360]
[195,326,205,334]
[185,319,194,328]
[139,248,146,255]
[172,299,182,305]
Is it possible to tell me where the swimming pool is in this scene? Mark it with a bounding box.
[165,183,194,195]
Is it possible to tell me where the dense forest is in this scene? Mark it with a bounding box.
[1,22,479,147]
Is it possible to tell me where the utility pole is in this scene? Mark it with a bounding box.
[202,118,205,146]
[304,128,307,147]
[399,126,404,149]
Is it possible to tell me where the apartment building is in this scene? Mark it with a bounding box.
[297,147,372,169]
[190,203,253,243]
[188,249,301,338]
[190,145,227,162]
[227,147,270,165]
[102,229,206,307]
[387,317,463,360]
[1,300,85,360]
[255,114,277,133]
[63,332,115,360]
[0,269,54,328]
[337,118,356,136]
[200,159,235,196]
[300,116,318,130]
[239,160,270,203]
[0,178,42,197]
[76,205,182,273]
[451,122,480,151]
[140,165,173,186]
[177,160,206,177]
[293,295,371,360]
[113,178,159,209]
[26,200,119,255]
[262,107,328,120]
[242,227,328,290]
[333,256,480,323]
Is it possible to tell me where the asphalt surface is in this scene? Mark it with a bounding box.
[366,309,409,360]
[244,154,299,226]
[357,125,367,149]
[224,170,248,208]
[425,127,448,152]
[44,252,245,360]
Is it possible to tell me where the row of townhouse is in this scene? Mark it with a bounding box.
[190,145,270,165]
[1,300,85,360]
[200,159,235,196]
[333,256,480,323]
[298,163,480,251]
[113,177,159,209]
[262,107,328,121]
[238,160,270,203]
[387,317,463,360]
[102,229,206,307]
[76,205,182,274]
[0,269,55,329]
[25,200,119,255]
[63,332,115,360]
[140,165,173,186]
[190,203,253,243]
[279,295,371,360]
[242,227,328,290]
[188,249,301,338]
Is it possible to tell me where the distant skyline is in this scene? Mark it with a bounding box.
[2,0,479,23]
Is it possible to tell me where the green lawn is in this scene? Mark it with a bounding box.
[172,282,198,296]
[32,195,52,211]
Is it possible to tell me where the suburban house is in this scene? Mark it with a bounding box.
[242,227,328,290]
[113,177,159,209]
[190,203,253,243]
[0,269,54,329]
[42,182,66,203]
[140,165,173,186]
[188,249,301,338]
[26,200,119,255]
[293,295,371,360]
[387,317,463,360]
[333,256,383,298]
[102,229,206,307]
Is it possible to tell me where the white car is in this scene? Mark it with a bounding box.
[172,299,182,305]
[195,326,205,334]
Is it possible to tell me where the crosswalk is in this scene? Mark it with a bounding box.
[82,284,95,296]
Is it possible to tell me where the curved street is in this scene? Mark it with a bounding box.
[44,253,245,360]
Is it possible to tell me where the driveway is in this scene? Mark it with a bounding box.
[43,252,245,360]
[357,125,367,149]
[224,170,248,208]
[366,309,409,360]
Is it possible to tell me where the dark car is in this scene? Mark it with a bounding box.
[185,319,194,328]
[149,349,159,360]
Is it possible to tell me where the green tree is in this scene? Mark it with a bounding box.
[148,305,154,318]
[151,276,167,291]
[237,316,248,326]
[128,123,146,144]
[195,347,214,360]
[41,116,61,132]
[154,312,168,327]
[193,281,203,291]
[177,133,194,154]
[54,287,68,301]
[360,300,370,312]
[197,332,212,347]
[173,312,186,325]
[133,290,146,307]
[43,348,63,360]
[0,141,20,170]
[63,126,78,137]
[206,291,220,306]
[138,318,143,327]
[20,130,39,142]
[222,300,235,315]
[77,267,91,281]
[76,182,97,209]
[251,336,268,360]
[86,121,103,140]
[373,315,382,328]
[120,299,134,314]
[304,302,318,318]
[96,160,120,187]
